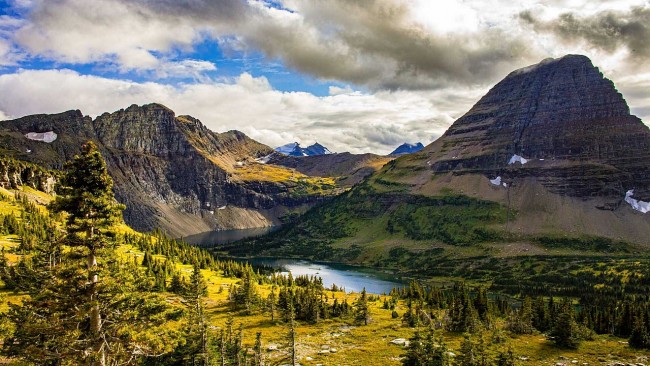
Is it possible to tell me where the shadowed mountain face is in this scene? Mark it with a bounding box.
[416,55,650,201]
[389,142,424,155]
[0,104,337,236]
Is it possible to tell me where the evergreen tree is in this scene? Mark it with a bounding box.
[267,285,277,322]
[403,327,450,366]
[548,300,581,349]
[402,329,426,366]
[355,287,371,325]
[185,263,209,365]
[50,141,125,366]
[629,315,649,349]
[505,297,534,334]
[285,302,298,366]
[234,268,259,314]
[253,332,264,366]
[427,330,451,366]
[455,335,489,366]
[3,142,178,365]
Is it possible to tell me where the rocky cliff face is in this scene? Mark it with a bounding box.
[411,55,650,202]
[0,158,57,193]
[0,103,333,236]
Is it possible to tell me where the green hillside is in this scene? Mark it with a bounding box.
[0,144,648,365]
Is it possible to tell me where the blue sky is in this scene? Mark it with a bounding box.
[0,0,648,154]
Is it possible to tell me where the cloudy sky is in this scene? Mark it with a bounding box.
[0,0,649,154]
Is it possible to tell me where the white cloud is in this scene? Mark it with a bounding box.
[5,0,649,92]
[0,69,474,154]
[0,15,25,65]
[155,59,217,81]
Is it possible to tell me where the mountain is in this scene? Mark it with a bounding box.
[0,103,339,237]
[267,152,394,187]
[275,142,299,155]
[302,142,333,156]
[230,55,650,266]
[389,142,424,155]
[275,142,333,156]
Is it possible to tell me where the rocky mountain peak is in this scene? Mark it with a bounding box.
[390,142,424,155]
[416,54,650,201]
[448,55,630,143]
[92,103,186,156]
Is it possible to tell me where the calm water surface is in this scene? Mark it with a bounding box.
[183,228,404,294]
[183,227,278,247]
[244,257,405,294]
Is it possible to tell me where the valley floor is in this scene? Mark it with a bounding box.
[1,186,648,365]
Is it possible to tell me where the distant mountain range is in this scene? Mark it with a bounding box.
[389,142,424,155]
[275,142,333,156]
[276,141,424,156]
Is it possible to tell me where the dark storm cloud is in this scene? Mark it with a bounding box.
[520,6,650,59]
[238,0,535,90]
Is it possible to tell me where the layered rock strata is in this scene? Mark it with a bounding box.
[0,104,326,236]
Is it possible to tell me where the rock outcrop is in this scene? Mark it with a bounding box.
[0,158,57,193]
[0,103,334,236]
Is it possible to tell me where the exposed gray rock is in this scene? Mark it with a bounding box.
[0,103,330,236]
[426,54,650,201]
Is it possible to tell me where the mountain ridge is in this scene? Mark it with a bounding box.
[274,142,333,156]
[0,103,339,236]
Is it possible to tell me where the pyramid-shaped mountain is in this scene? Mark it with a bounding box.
[414,55,650,200]
[390,142,424,155]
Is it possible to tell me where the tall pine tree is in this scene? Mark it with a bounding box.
[4,142,179,365]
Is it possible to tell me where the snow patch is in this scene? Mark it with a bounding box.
[625,190,650,213]
[255,154,273,164]
[490,176,502,186]
[25,131,57,143]
[508,154,528,165]
[218,205,227,210]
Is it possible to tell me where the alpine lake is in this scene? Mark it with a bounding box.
[183,228,405,294]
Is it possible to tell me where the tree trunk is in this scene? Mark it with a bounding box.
[88,223,105,366]
[291,320,297,366]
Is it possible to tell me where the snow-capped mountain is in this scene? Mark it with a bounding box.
[389,142,424,155]
[275,142,334,157]
[275,142,300,155]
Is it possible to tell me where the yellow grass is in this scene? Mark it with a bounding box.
[1,185,647,365]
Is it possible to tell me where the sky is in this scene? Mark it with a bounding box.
[0,0,649,154]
